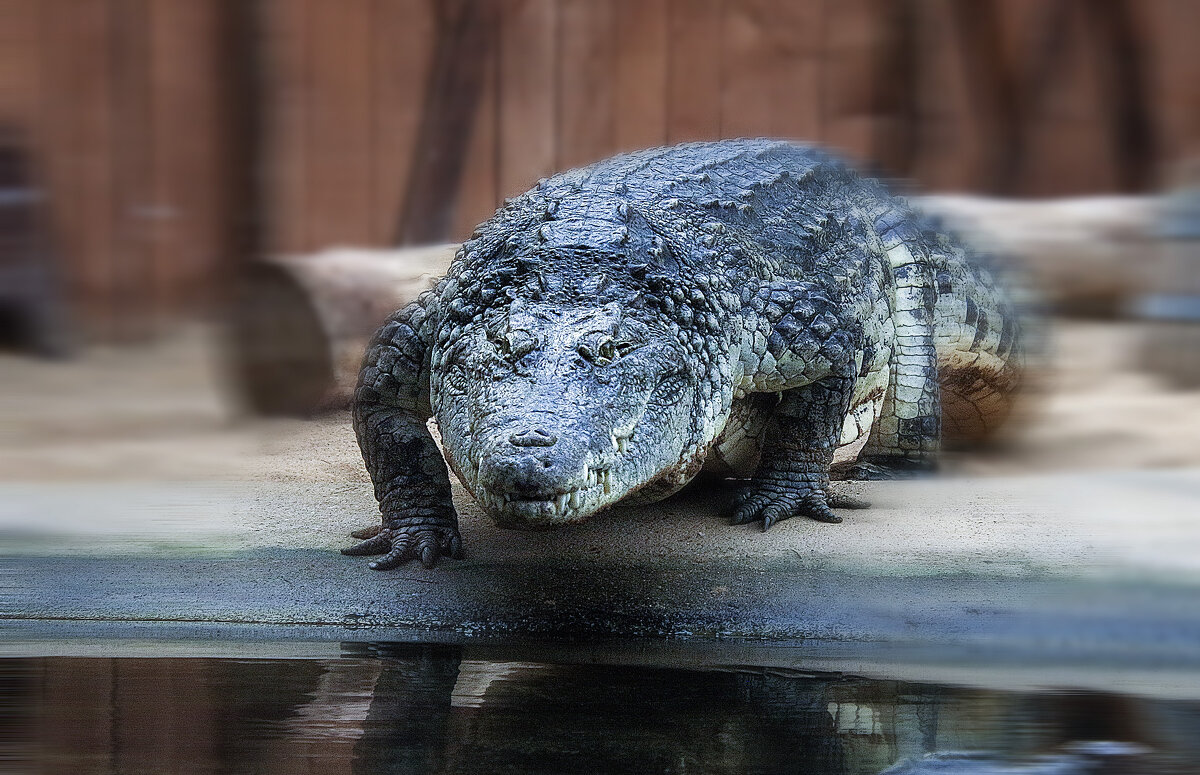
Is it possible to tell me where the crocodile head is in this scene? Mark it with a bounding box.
[430,297,700,529]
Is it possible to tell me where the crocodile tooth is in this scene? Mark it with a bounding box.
[569,490,580,509]
[558,493,570,513]
[603,470,612,495]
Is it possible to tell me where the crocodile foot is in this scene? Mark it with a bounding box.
[729,483,848,530]
[341,520,463,570]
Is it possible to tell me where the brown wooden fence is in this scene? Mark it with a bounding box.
[0,0,242,338]
[1,0,1198,338]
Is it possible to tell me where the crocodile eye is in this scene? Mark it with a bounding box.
[486,335,511,358]
[579,335,617,366]
[489,330,536,360]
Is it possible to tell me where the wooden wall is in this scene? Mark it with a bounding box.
[262,0,1200,257]
[1,0,1198,337]
[0,0,239,338]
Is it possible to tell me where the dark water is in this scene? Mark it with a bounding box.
[9,645,1200,774]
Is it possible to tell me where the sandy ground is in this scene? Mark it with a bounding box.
[3,317,1200,580]
[2,318,1199,484]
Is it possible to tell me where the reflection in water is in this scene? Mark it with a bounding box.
[15,645,1199,774]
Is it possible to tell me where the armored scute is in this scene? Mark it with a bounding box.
[344,140,1025,570]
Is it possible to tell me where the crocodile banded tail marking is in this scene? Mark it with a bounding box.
[343,139,1027,570]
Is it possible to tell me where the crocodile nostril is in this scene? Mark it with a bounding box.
[509,428,557,447]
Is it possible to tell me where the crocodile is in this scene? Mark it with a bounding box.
[343,140,1025,570]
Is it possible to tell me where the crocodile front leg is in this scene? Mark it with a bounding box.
[731,373,859,529]
[343,294,462,570]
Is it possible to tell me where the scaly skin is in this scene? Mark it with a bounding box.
[343,140,1025,569]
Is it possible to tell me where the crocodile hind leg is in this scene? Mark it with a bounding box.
[731,372,859,529]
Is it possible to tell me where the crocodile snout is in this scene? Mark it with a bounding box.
[480,452,562,496]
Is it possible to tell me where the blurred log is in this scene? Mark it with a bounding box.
[914,194,1162,317]
[229,244,457,415]
[1136,162,1200,387]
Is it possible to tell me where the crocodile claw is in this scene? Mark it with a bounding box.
[342,524,463,570]
[730,486,844,529]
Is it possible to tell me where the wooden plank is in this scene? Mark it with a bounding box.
[36,0,84,330]
[816,0,920,178]
[819,0,887,166]
[556,0,615,169]
[397,0,500,244]
[1136,0,1200,177]
[868,0,919,178]
[147,0,225,318]
[110,0,156,338]
[261,0,310,254]
[907,0,981,191]
[613,0,668,152]
[146,0,184,317]
[768,0,823,143]
[497,0,557,199]
[450,34,499,241]
[47,0,119,336]
[372,0,435,244]
[1007,1,1119,195]
[1083,0,1158,191]
[721,0,774,140]
[666,0,724,143]
[306,0,374,249]
[0,0,49,272]
[0,0,40,123]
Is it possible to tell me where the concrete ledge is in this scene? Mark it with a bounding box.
[4,470,1200,673]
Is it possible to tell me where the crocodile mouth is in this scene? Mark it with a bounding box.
[477,466,615,527]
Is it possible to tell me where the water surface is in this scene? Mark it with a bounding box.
[12,645,1200,773]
